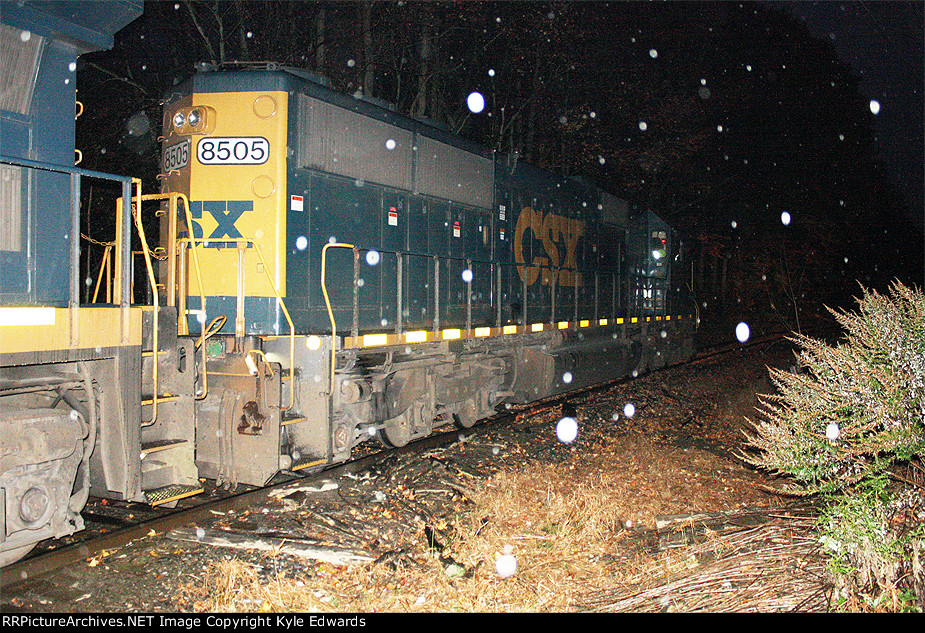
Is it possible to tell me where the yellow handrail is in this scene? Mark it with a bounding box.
[130,192,211,402]
[321,242,355,395]
[126,178,164,427]
[90,243,113,303]
[177,236,296,411]
[177,193,208,399]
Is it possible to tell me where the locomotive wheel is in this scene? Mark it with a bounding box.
[379,413,412,448]
[0,543,36,568]
[453,399,479,429]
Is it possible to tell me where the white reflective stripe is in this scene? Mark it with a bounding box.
[363,333,389,347]
[0,307,56,326]
[404,330,428,343]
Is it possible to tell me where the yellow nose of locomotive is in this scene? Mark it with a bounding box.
[159,84,289,336]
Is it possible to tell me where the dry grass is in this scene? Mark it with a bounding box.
[176,436,830,612]
[579,514,830,612]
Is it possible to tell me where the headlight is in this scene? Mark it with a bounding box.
[169,105,215,134]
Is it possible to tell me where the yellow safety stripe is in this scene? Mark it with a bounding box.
[342,314,693,350]
[0,306,144,354]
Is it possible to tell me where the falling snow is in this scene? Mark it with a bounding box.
[735,322,751,343]
[466,92,485,114]
[556,416,578,443]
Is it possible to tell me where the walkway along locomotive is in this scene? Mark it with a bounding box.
[0,5,695,566]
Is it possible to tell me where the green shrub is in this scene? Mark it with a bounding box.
[741,281,925,611]
[742,281,925,495]
[816,474,924,611]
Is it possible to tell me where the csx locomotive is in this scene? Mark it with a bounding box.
[0,2,695,566]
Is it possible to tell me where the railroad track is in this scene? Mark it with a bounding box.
[0,423,475,590]
[1,327,801,591]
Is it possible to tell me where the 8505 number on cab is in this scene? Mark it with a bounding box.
[197,137,269,165]
[163,139,190,172]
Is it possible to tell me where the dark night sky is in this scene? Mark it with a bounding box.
[785,1,924,233]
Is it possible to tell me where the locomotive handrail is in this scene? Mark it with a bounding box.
[346,245,618,335]
[124,178,165,426]
[134,191,209,401]
[321,242,356,394]
[175,236,296,411]
[90,243,114,303]
[322,243,679,349]
[0,154,134,345]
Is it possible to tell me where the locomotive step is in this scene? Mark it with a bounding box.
[140,439,188,458]
[140,394,181,405]
[281,414,307,426]
[143,483,204,506]
[290,456,328,472]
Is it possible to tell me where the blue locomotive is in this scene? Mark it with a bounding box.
[0,4,694,566]
[0,0,144,566]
